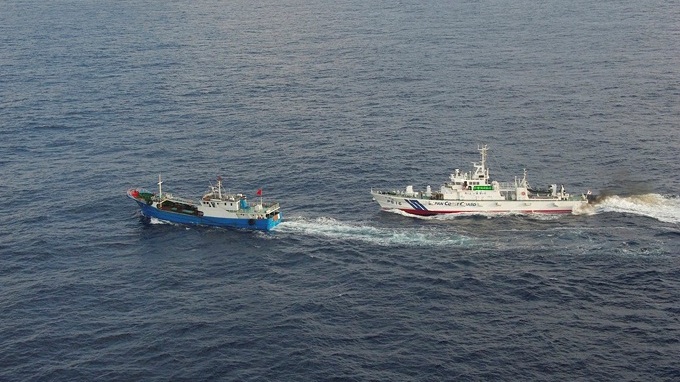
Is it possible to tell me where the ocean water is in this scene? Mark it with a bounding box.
[1,0,679,380]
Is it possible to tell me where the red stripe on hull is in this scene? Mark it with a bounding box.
[395,208,573,216]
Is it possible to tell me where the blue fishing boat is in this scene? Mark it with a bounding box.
[128,176,282,231]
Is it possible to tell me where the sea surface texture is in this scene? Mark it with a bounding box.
[1,0,679,380]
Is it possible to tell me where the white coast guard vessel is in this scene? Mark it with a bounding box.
[128,176,282,231]
[371,145,592,216]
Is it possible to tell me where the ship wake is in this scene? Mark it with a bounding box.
[276,216,472,247]
[589,193,680,223]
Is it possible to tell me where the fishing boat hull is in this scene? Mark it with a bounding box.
[133,200,281,230]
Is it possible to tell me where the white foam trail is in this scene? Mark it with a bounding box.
[572,203,597,216]
[148,217,167,225]
[276,216,471,247]
[595,194,680,223]
[148,216,180,226]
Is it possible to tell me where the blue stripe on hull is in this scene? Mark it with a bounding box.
[135,201,281,231]
[405,199,428,211]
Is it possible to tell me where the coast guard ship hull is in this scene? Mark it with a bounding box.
[372,145,591,216]
[371,191,585,215]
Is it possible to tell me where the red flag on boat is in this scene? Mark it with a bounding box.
[256,189,262,196]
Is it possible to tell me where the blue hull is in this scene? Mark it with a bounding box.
[135,201,281,231]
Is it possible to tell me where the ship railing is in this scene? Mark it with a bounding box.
[263,201,280,209]
[160,194,198,205]
[373,190,420,197]
[248,201,280,209]
[495,182,516,191]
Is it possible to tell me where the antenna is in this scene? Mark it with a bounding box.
[157,174,163,198]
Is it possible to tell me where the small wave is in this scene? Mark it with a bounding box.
[276,216,471,247]
[148,217,166,225]
[594,194,680,223]
[147,217,187,227]
[572,203,597,216]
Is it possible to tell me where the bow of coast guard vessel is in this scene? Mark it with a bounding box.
[128,176,282,231]
[371,145,595,216]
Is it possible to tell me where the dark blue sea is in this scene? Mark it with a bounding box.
[1,0,679,380]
